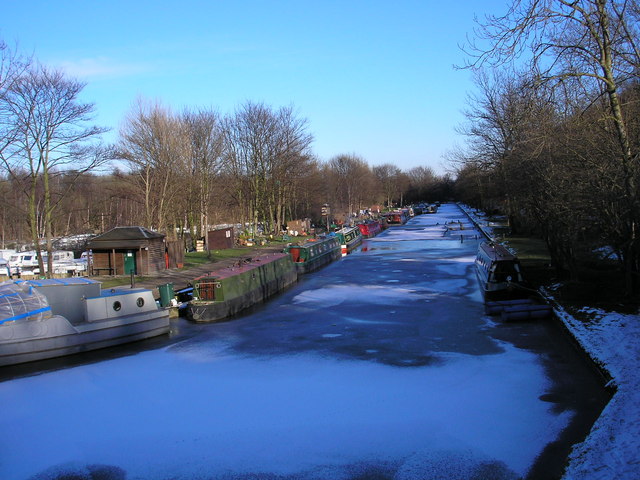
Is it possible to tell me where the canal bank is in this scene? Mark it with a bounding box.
[0,204,631,479]
[460,204,639,480]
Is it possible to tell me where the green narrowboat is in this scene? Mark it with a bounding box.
[334,226,363,256]
[284,236,341,274]
[187,253,297,323]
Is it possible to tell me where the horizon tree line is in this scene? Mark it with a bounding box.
[0,39,449,267]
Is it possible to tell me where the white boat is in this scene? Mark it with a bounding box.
[474,241,524,300]
[8,250,86,276]
[0,278,170,367]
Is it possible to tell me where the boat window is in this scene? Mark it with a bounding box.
[113,301,122,311]
[136,297,145,307]
[493,261,520,282]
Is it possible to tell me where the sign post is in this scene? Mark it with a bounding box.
[321,204,330,232]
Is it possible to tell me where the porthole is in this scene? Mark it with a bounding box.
[136,297,145,308]
[113,301,122,311]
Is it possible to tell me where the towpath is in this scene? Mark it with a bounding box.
[93,245,283,295]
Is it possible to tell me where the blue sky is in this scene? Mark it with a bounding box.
[2,1,508,175]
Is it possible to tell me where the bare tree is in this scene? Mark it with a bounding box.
[222,102,313,236]
[180,108,224,242]
[373,163,403,208]
[463,1,639,166]
[1,64,108,275]
[462,0,640,292]
[119,99,187,235]
[328,154,371,222]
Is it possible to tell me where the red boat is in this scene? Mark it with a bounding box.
[381,210,408,226]
[357,220,382,238]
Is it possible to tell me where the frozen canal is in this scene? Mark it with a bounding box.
[0,204,608,480]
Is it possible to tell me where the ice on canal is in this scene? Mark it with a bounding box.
[0,207,582,480]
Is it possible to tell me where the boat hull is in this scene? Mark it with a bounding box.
[0,311,170,366]
[285,237,341,274]
[0,280,170,367]
[188,253,297,323]
[294,249,341,274]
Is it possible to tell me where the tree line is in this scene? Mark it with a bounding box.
[452,0,640,294]
[0,39,450,267]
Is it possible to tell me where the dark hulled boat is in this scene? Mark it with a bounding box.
[284,236,341,274]
[188,253,297,323]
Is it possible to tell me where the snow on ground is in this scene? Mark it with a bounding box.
[461,204,640,479]
[553,303,640,480]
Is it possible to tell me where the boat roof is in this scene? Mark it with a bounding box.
[17,278,99,287]
[478,242,519,262]
[287,236,336,249]
[194,252,289,281]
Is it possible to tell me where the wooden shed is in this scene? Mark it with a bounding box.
[88,227,166,276]
[207,227,234,250]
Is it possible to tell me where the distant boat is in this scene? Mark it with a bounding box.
[0,278,170,367]
[7,250,86,276]
[284,236,341,274]
[381,210,408,226]
[357,220,382,239]
[188,253,297,323]
[333,226,363,256]
[474,241,524,300]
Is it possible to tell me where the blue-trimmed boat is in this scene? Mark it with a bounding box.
[284,236,341,274]
[0,278,170,367]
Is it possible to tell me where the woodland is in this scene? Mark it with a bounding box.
[2,1,640,296]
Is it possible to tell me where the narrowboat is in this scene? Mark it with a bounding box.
[284,236,341,274]
[475,241,524,300]
[0,278,170,367]
[381,210,408,226]
[188,252,297,323]
[357,220,382,238]
[333,226,363,256]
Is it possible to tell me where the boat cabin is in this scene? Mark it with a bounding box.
[475,242,524,299]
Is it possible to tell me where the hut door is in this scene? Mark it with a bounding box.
[124,250,136,275]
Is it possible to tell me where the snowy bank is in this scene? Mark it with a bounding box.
[459,203,639,479]
[549,299,640,480]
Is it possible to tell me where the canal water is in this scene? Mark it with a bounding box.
[0,204,609,480]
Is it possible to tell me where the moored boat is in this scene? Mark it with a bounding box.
[475,241,524,300]
[0,278,170,367]
[284,236,341,274]
[188,252,297,323]
[357,220,382,238]
[381,210,408,226]
[333,226,363,256]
